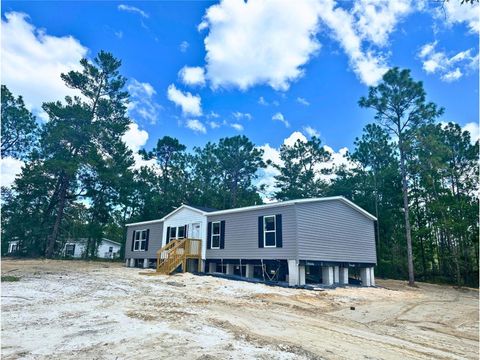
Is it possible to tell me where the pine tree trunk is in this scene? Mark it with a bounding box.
[45,176,69,258]
[398,137,415,286]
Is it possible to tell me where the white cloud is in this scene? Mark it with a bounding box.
[0,157,24,187]
[179,41,189,52]
[232,111,252,120]
[179,66,206,86]
[167,84,202,116]
[230,123,244,131]
[118,4,149,18]
[436,0,480,34]
[418,41,478,82]
[296,97,310,106]
[303,126,320,138]
[353,0,413,47]
[258,97,268,106]
[186,119,207,134]
[208,121,221,129]
[200,0,322,91]
[1,12,88,112]
[127,79,162,124]
[256,130,353,200]
[463,122,480,144]
[442,68,463,82]
[207,111,220,118]
[272,112,290,128]
[283,131,307,147]
[122,123,157,170]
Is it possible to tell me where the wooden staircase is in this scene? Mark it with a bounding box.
[156,238,202,274]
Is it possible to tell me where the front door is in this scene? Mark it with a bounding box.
[191,222,201,239]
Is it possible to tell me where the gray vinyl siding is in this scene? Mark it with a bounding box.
[206,205,297,259]
[124,222,163,259]
[296,201,376,264]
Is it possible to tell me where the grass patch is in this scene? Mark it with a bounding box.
[2,275,21,282]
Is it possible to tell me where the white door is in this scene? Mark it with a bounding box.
[191,222,201,239]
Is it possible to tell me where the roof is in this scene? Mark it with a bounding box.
[187,205,218,213]
[126,196,376,226]
[64,238,121,246]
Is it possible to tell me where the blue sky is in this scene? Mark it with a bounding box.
[1,0,479,189]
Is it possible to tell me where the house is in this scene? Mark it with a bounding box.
[124,196,377,287]
[63,238,121,259]
[6,240,19,254]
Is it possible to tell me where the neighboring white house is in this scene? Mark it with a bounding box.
[63,238,121,259]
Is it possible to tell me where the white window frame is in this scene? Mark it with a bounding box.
[263,215,276,248]
[169,226,186,243]
[210,221,221,249]
[134,229,147,251]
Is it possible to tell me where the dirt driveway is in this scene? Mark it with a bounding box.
[1,259,478,359]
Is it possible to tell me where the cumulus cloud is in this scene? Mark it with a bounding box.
[197,0,420,88]
[230,123,244,131]
[1,12,88,112]
[167,84,202,116]
[296,97,310,106]
[208,121,221,129]
[435,0,480,34]
[186,119,207,134]
[0,157,24,187]
[127,79,162,124]
[118,4,149,18]
[353,0,413,47]
[272,112,290,128]
[199,0,322,90]
[418,41,478,82]
[179,66,206,86]
[232,112,252,120]
[303,126,320,138]
[256,130,353,200]
[462,122,480,144]
[122,123,157,170]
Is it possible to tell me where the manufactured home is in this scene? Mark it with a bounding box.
[125,196,377,287]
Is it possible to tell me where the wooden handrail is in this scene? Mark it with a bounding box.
[156,238,202,274]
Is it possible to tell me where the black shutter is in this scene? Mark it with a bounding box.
[275,214,283,248]
[184,224,188,239]
[131,230,135,251]
[166,227,171,244]
[220,221,225,249]
[258,216,264,248]
[207,222,212,249]
[145,229,150,251]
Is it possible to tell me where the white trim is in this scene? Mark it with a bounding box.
[126,204,208,226]
[210,221,221,249]
[125,196,377,227]
[263,215,276,248]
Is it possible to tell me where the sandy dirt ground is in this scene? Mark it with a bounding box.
[1,260,478,360]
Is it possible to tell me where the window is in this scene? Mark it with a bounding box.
[263,215,276,247]
[65,244,75,256]
[10,243,18,253]
[211,221,220,249]
[169,226,186,243]
[108,246,113,253]
[134,230,147,251]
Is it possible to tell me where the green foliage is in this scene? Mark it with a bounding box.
[1,85,38,159]
[2,60,478,287]
[1,276,21,282]
[272,136,330,200]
